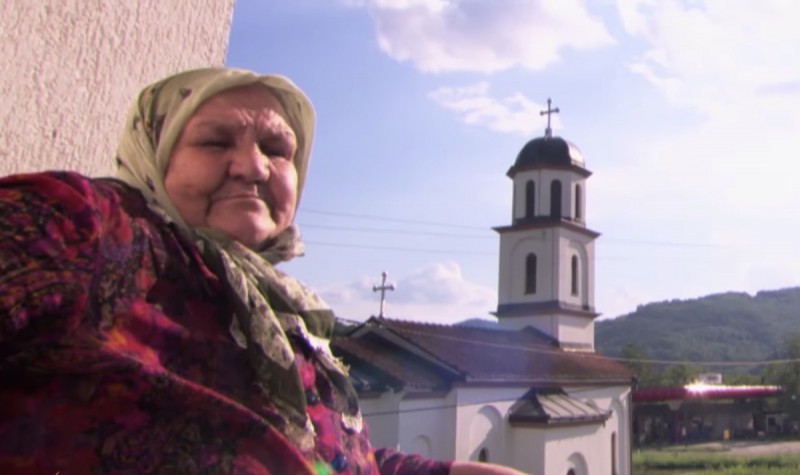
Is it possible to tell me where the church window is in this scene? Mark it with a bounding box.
[550,180,562,218]
[478,448,489,462]
[575,184,582,220]
[571,255,579,296]
[567,470,576,475]
[525,180,535,218]
[525,254,537,294]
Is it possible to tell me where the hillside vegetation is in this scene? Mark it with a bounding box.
[595,287,800,371]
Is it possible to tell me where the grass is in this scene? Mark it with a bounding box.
[633,445,800,474]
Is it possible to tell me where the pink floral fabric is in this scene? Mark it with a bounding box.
[0,172,451,475]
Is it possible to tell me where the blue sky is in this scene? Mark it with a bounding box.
[226,0,800,324]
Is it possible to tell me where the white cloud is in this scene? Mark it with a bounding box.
[618,0,800,119]
[317,261,497,323]
[351,0,614,73]
[429,82,560,135]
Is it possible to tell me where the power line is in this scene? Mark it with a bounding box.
[303,240,704,261]
[304,241,495,256]
[385,326,800,369]
[605,238,723,249]
[300,208,486,231]
[299,207,726,250]
[298,223,490,239]
[335,317,800,370]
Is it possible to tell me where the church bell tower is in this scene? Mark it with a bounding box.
[494,99,600,351]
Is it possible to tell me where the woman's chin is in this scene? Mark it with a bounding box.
[208,220,275,249]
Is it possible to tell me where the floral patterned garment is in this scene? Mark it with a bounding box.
[0,172,451,475]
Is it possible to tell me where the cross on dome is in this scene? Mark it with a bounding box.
[540,98,560,138]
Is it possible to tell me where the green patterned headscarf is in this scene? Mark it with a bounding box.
[114,67,359,452]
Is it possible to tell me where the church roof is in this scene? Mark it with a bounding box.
[332,318,634,391]
[333,332,452,391]
[507,136,589,178]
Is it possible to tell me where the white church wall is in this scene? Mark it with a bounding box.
[452,386,527,466]
[511,168,587,221]
[512,169,543,219]
[544,424,606,475]
[539,169,584,220]
[1,0,235,177]
[557,231,595,307]
[498,230,555,304]
[467,405,504,462]
[397,392,459,461]
[554,315,594,348]
[573,180,586,223]
[559,239,584,308]
[611,397,631,475]
[562,385,632,475]
[502,313,559,335]
[510,426,547,475]
[359,391,404,450]
[408,435,433,458]
[565,386,632,475]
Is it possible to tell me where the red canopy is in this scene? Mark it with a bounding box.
[633,384,783,403]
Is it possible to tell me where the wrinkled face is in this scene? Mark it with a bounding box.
[165,85,298,249]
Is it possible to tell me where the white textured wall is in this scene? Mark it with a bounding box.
[512,169,586,222]
[398,393,458,461]
[453,387,523,465]
[359,391,404,450]
[1,0,236,177]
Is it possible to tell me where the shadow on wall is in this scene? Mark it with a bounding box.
[469,405,504,462]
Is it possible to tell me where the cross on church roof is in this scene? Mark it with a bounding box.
[372,271,395,318]
[539,98,560,138]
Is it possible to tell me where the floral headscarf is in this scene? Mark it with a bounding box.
[114,68,359,451]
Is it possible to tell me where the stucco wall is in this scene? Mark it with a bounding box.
[398,393,458,461]
[512,169,586,222]
[1,0,236,177]
[359,391,404,450]
[453,386,525,465]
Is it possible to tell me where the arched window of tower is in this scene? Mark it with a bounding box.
[525,253,537,294]
[550,179,562,218]
[575,184,582,220]
[571,255,579,296]
[525,180,535,218]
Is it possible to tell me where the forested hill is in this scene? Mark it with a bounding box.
[595,287,800,365]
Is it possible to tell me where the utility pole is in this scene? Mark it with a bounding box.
[372,271,395,318]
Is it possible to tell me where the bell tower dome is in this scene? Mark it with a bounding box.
[494,99,600,351]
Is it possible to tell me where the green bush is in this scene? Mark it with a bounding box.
[633,450,800,474]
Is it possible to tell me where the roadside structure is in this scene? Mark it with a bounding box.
[633,377,783,445]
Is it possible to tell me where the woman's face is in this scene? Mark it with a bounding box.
[165,85,299,249]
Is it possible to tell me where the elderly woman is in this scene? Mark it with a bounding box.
[0,68,527,475]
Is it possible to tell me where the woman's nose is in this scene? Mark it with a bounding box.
[229,142,270,182]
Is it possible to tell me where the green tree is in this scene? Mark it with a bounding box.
[662,363,697,386]
[763,335,800,422]
[619,342,661,387]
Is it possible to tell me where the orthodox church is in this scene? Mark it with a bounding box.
[332,108,635,475]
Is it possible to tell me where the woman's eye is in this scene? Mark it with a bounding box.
[199,138,232,149]
[259,143,290,159]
